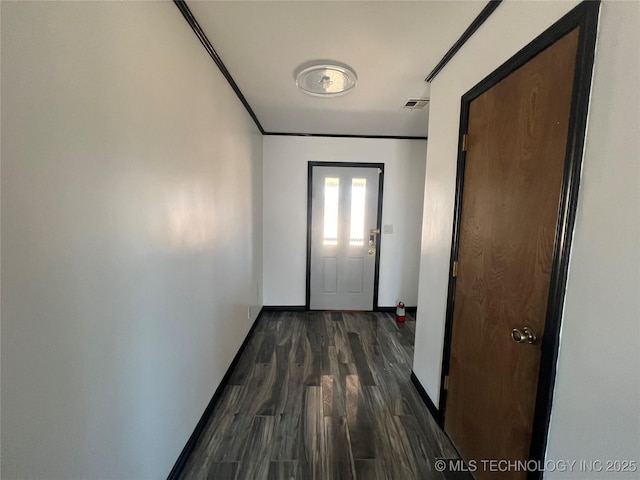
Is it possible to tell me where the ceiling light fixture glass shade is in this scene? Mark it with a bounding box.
[295,62,357,97]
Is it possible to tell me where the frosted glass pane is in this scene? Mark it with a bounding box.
[350,178,366,246]
[323,177,339,246]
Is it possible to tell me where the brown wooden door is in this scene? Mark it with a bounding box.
[445,29,580,480]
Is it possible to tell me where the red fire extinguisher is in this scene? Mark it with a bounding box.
[396,301,406,322]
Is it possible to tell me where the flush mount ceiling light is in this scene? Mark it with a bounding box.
[294,61,357,97]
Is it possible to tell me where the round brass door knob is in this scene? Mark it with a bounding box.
[512,326,537,344]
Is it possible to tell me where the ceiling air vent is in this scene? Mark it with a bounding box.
[403,98,430,110]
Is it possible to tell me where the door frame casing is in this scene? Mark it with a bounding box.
[438,2,600,477]
[306,161,385,311]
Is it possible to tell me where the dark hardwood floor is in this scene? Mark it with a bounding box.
[179,310,469,480]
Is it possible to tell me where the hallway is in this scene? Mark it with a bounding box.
[179,311,468,480]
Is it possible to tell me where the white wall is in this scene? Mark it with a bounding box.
[544,2,639,476]
[263,136,426,307]
[1,2,263,479]
[413,0,639,475]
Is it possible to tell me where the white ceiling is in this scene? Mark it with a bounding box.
[187,1,486,137]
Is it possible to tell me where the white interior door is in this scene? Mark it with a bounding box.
[309,165,381,310]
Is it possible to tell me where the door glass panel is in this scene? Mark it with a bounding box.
[323,177,339,245]
[350,178,366,246]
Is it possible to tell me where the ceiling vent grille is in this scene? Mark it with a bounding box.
[403,98,430,110]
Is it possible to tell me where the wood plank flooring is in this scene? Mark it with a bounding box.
[179,311,470,480]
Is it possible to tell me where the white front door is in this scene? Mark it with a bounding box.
[309,164,382,310]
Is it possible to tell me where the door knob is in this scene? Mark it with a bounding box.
[512,326,537,344]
